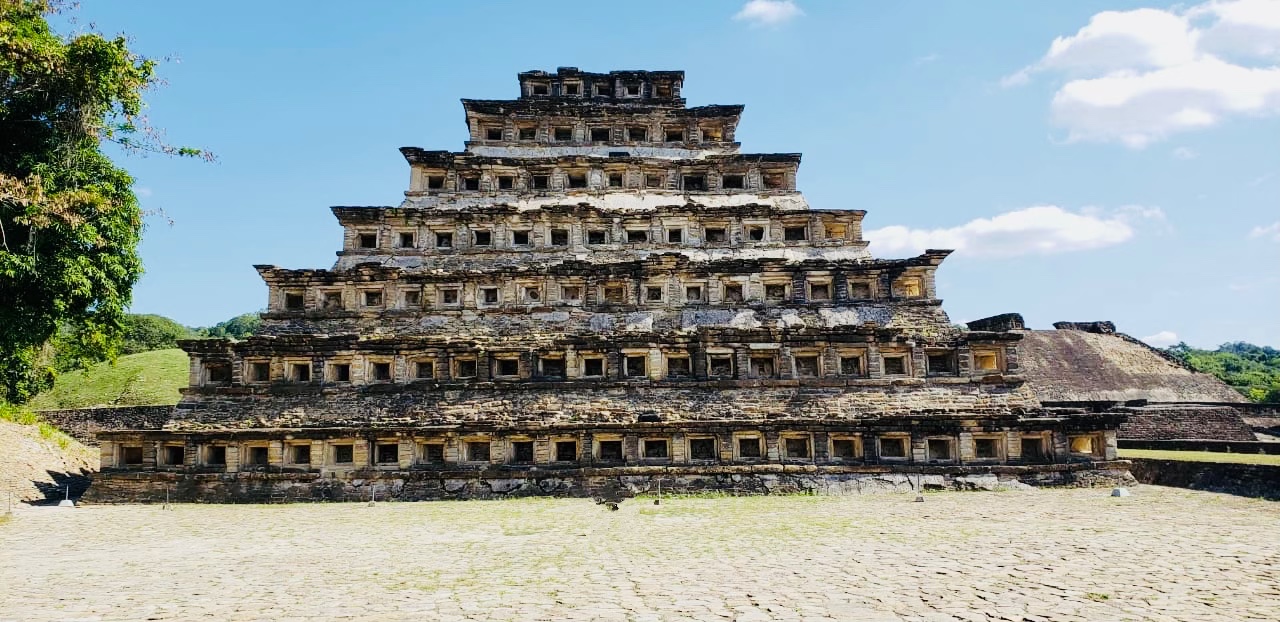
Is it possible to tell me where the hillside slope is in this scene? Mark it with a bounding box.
[28,349,188,410]
[0,418,97,503]
[1018,329,1246,403]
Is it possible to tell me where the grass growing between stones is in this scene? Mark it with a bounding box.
[1119,448,1280,465]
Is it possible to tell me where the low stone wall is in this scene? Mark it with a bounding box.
[1235,403,1280,417]
[1129,459,1280,500]
[1118,405,1256,441]
[82,462,1134,504]
[1243,415,1280,439]
[1120,439,1280,455]
[36,406,174,446]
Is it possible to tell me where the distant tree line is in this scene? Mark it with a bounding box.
[115,312,261,352]
[40,311,260,377]
[194,313,262,341]
[1167,342,1280,403]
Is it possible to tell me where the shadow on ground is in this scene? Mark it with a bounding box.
[28,469,93,505]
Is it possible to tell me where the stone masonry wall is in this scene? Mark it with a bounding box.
[1129,458,1280,500]
[1236,403,1280,439]
[170,383,1041,430]
[83,462,1135,504]
[256,303,954,340]
[37,406,175,446]
[1118,405,1258,442]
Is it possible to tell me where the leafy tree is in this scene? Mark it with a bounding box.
[1168,341,1280,404]
[197,312,261,340]
[120,313,193,354]
[1165,342,1192,363]
[0,1,206,403]
[1265,387,1280,404]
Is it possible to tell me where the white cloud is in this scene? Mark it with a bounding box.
[1008,0,1280,147]
[1250,220,1280,240]
[1194,0,1280,60]
[915,53,940,66]
[1249,170,1276,184]
[1141,330,1181,347]
[733,0,803,26]
[135,186,153,198]
[1172,146,1198,159]
[865,205,1165,258]
[1041,9,1198,73]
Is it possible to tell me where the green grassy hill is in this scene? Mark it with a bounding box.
[28,349,188,410]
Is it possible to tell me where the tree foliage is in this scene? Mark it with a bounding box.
[1167,342,1280,403]
[0,1,205,403]
[120,313,194,354]
[195,312,260,340]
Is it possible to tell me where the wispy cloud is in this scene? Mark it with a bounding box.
[1229,274,1280,291]
[1250,221,1280,241]
[1141,330,1180,347]
[135,186,153,198]
[1248,170,1276,186]
[915,53,940,66]
[733,0,803,27]
[1171,146,1197,160]
[865,205,1166,258]
[1004,1,1280,147]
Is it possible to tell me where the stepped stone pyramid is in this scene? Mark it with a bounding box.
[87,68,1130,502]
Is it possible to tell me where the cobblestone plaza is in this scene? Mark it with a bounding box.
[2,487,1277,621]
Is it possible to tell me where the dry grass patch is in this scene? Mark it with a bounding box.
[1120,448,1280,465]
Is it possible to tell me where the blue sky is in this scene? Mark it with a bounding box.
[62,0,1279,348]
